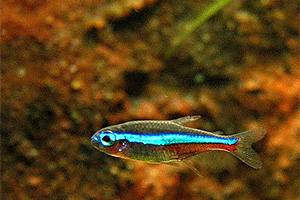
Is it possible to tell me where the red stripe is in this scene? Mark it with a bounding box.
[158,143,238,159]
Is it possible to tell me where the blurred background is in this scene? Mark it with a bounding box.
[1,0,299,199]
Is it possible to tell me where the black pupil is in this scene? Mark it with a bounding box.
[102,135,111,143]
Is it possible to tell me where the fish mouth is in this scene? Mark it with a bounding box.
[91,134,99,146]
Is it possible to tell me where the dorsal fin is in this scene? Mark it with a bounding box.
[214,131,225,135]
[163,162,180,167]
[171,116,201,125]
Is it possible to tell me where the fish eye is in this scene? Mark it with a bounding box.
[100,132,116,147]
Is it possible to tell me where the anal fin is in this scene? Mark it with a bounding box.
[182,160,203,178]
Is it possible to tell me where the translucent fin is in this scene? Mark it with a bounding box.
[214,131,224,135]
[182,160,203,178]
[172,116,201,125]
[163,162,180,167]
[230,128,266,169]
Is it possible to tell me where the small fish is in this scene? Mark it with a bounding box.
[91,116,266,171]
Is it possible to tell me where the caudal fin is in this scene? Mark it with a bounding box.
[230,128,266,169]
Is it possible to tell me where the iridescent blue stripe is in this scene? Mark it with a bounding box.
[114,132,238,146]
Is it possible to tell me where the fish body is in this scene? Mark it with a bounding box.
[91,116,266,169]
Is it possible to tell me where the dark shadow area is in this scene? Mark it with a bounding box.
[124,70,149,96]
[110,2,161,32]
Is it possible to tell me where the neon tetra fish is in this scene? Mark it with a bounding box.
[91,116,266,169]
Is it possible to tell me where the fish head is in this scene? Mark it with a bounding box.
[91,127,130,158]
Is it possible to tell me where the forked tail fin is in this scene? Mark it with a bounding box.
[230,128,266,169]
